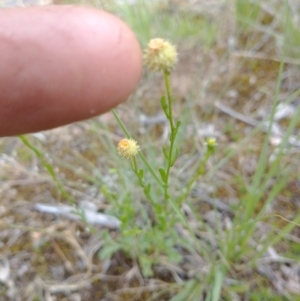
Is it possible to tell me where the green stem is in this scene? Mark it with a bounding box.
[130,157,156,208]
[19,135,105,233]
[163,70,177,207]
[112,109,131,138]
[178,148,213,206]
[131,157,139,174]
[112,109,164,190]
[18,135,75,204]
[167,195,210,260]
[164,70,175,130]
[139,152,164,190]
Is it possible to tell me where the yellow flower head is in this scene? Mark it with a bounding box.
[144,38,178,72]
[205,137,217,152]
[117,138,140,159]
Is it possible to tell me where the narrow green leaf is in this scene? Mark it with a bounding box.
[159,168,167,183]
[154,203,163,214]
[99,244,120,260]
[160,96,169,118]
[171,148,179,166]
[169,279,199,301]
[162,146,169,159]
[212,268,224,301]
[171,121,181,141]
[144,183,151,196]
[139,169,144,178]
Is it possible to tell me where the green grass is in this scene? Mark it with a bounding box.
[11,0,300,300]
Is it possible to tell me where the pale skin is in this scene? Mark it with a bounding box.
[0,5,142,136]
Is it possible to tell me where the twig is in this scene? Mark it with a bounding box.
[215,101,259,127]
[233,51,300,65]
[215,101,300,147]
[34,203,121,229]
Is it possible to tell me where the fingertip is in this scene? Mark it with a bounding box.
[0,6,143,136]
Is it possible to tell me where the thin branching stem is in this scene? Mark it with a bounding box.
[18,135,74,203]
[164,70,175,130]
[112,109,164,190]
[178,148,213,206]
[131,157,156,208]
[163,70,177,206]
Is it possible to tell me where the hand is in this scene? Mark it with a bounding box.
[0,5,142,136]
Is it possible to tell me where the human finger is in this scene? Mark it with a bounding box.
[0,5,142,136]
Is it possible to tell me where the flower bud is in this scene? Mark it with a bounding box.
[205,137,217,152]
[144,38,178,72]
[117,138,140,159]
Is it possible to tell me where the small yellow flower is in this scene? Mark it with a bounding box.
[117,138,140,159]
[144,38,178,72]
[205,137,217,152]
